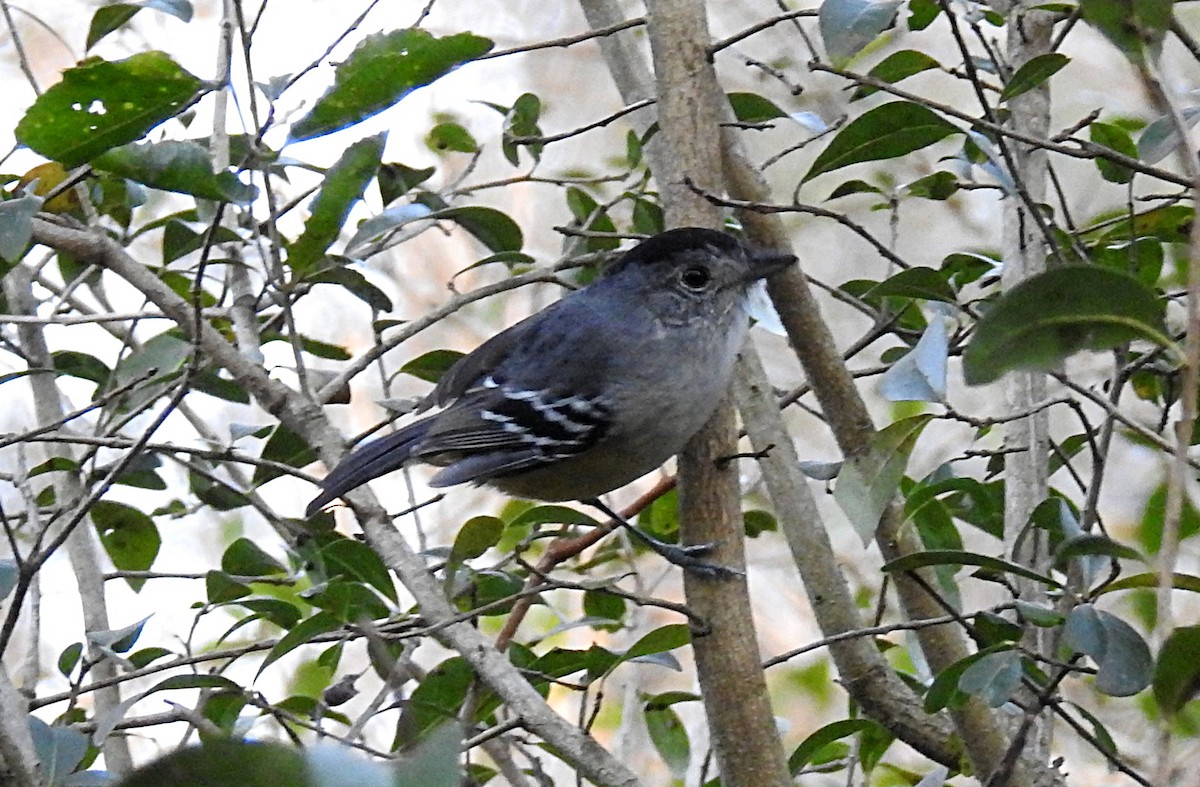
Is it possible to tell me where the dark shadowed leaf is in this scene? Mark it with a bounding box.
[788,718,888,774]
[851,49,940,100]
[434,206,523,252]
[1090,121,1138,184]
[400,349,466,383]
[1079,0,1172,64]
[999,53,1069,101]
[963,266,1171,385]
[883,549,1062,588]
[1154,625,1200,715]
[728,92,788,122]
[291,30,493,140]
[93,140,256,202]
[91,501,160,591]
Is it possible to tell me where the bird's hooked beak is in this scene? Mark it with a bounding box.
[745,246,797,282]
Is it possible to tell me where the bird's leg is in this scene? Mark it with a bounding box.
[586,499,743,579]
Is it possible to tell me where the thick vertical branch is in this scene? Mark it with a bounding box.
[3,266,133,774]
[641,1,791,783]
[995,0,1056,766]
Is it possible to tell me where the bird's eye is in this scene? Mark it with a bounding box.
[679,266,712,291]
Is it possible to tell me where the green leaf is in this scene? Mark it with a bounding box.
[221,538,286,577]
[253,424,318,486]
[90,501,160,591]
[804,101,959,182]
[851,49,940,100]
[93,140,256,202]
[310,266,394,312]
[962,265,1172,385]
[999,53,1070,101]
[1079,0,1172,64]
[866,266,957,302]
[258,611,341,676]
[426,122,478,153]
[290,29,493,140]
[1137,482,1200,554]
[727,92,788,122]
[400,349,465,384]
[1098,572,1200,595]
[1052,534,1144,570]
[883,549,1063,589]
[788,719,888,774]
[449,516,504,562]
[287,132,386,274]
[508,505,599,529]
[622,624,690,664]
[904,170,959,200]
[322,536,398,603]
[87,2,194,50]
[87,5,139,50]
[397,657,474,741]
[115,740,308,787]
[16,51,202,167]
[1090,121,1139,184]
[53,350,111,385]
[834,414,933,541]
[433,206,523,252]
[501,92,544,166]
[644,702,690,776]
[1154,625,1200,715]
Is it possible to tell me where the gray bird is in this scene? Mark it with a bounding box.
[306,227,795,572]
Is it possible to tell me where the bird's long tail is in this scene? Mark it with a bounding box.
[304,418,433,517]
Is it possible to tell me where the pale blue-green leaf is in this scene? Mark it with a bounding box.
[958,649,1022,707]
[87,615,151,653]
[799,459,843,481]
[306,743,397,787]
[790,111,829,133]
[0,195,43,261]
[144,0,193,20]
[393,722,462,787]
[834,414,933,541]
[880,313,948,402]
[345,203,434,253]
[1063,603,1152,696]
[0,559,16,601]
[745,281,785,334]
[820,0,902,64]
[1138,106,1200,164]
[915,765,950,787]
[29,716,88,782]
[967,130,1016,196]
